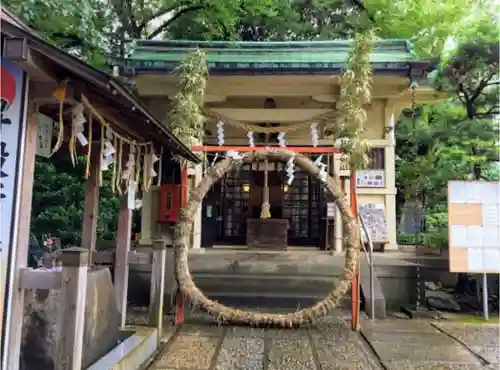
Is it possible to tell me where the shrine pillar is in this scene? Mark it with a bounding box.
[333,154,343,253]
[384,100,398,250]
[140,189,154,244]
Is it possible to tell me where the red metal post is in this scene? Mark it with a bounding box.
[349,169,360,331]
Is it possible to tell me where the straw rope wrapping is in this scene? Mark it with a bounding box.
[173,149,360,327]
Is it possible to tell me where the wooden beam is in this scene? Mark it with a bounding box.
[30,81,78,105]
[19,268,62,290]
[191,145,341,153]
[114,196,132,329]
[209,108,332,123]
[168,94,227,103]
[55,248,89,370]
[2,38,61,82]
[80,94,147,143]
[148,240,167,345]
[136,75,408,98]
[81,149,101,265]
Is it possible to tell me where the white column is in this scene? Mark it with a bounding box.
[385,108,398,250]
[333,154,343,253]
[192,163,203,249]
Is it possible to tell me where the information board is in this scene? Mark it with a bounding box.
[356,170,385,188]
[448,181,500,273]
[359,203,389,243]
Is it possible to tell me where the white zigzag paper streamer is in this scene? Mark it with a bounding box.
[314,154,328,182]
[310,123,319,147]
[216,120,225,146]
[247,131,255,147]
[277,132,287,147]
[285,155,295,185]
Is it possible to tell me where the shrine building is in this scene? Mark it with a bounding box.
[116,40,441,251]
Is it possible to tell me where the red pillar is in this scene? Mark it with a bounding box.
[349,169,360,331]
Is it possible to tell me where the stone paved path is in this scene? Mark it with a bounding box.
[151,312,380,370]
[145,312,499,370]
[361,318,498,370]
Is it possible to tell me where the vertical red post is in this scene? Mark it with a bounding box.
[349,169,360,331]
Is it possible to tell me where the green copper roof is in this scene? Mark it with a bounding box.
[119,39,431,75]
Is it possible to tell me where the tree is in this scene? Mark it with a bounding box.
[395,8,499,248]
[31,156,122,246]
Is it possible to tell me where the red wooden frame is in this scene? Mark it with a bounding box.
[191,145,342,153]
[175,145,360,330]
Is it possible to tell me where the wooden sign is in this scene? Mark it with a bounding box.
[359,203,389,243]
[448,181,500,273]
[36,113,53,158]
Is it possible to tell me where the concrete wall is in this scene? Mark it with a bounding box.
[20,267,126,370]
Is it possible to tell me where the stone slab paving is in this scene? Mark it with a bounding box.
[433,323,500,366]
[150,314,498,370]
[151,311,379,370]
[361,318,497,370]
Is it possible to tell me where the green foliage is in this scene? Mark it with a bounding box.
[3,0,111,66]
[396,99,500,248]
[334,29,375,167]
[31,156,122,246]
[169,49,208,147]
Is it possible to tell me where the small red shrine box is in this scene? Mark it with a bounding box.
[158,165,188,223]
[159,184,183,222]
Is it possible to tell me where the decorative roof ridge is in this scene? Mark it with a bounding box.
[127,38,410,51]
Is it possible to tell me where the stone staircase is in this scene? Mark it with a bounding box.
[188,249,357,312]
[192,271,353,311]
[128,248,387,318]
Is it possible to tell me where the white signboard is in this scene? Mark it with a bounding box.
[356,170,385,188]
[36,113,53,157]
[0,59,28,364]
[359,203,389,243]
[326,202,336,218]
[448,181,500,273]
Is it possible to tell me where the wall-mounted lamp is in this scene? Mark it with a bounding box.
[242,183,250,192]
[283,184,289,192]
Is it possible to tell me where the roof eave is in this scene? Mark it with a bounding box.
[1,16,200,163]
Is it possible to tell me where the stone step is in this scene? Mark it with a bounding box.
[203,292,354,311]
[192,273,341,296]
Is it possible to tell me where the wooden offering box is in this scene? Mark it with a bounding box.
[246,218,288,250]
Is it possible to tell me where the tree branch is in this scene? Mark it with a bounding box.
[469,71,496,103]
[146,4,206,39]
